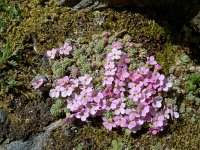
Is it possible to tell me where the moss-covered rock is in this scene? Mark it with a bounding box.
[1,0,200,149]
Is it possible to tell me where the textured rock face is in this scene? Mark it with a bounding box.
[191,12,200,33]
[0,109,7,123]
[0,120,65,150]
[99,0,176,7]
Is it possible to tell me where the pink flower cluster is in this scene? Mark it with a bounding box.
[49,74,106,122]
[101,43,178,134]
[46,42,72,59]
[47,40,179,135]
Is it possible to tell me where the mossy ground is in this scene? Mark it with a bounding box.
[0,0,200,149]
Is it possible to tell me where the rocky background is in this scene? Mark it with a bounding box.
[0,0,200,149]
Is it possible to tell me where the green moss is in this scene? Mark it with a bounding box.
[155,43,175,75]
[6,1,169,56]
[4,1,199,149]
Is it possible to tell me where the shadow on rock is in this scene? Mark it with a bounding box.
[108,0,200,63]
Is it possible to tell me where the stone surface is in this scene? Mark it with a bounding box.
[99,0,175,7]
[191,12,200,33]
[0,109,7,123]
[0,119,65,150]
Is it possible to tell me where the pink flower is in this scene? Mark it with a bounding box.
[102,85,114,97]
[119,55,130,66]
[126,116,137,129]
[65,114,76,124]
[108,48,122,60]
[152,114,165,128]
[163,82,173,92]
[114,103,126,115]
[105,68,117,76]
[113,115,127,127]
[152,96,163,108]
[147,56,157,65]
[139,67,149,75]
[111,41,122,49]
[129,111,137,120]
[59,42,72,55]
[31,78,44,89]
[57,76,69,86]
[72,68,79,76]
[129,71,142,83]
[102,117,116,130]
[114,79,125,93]
[105,61,115,70]
[128,42,136,47]
[67,98,80,112]
[129,84,142,93]
[79,91,91,103]
[128,90,141,102]
[154,64,161,71]
[169,105,179,119]
[149,128,159,135]
[79,74,93,85]
[103,76,114,86]
[92,89,104,103]
[61,86,74,97]
[103,37,108,41]
[102,31,110,37]
[142,88,152,99]
[49,86,61,98]
[138,104,150,117]
[47,48,57,59]
[99,99,107,109]
[106,98,119,110]
[80,85,93,93]
[70,79,79,88]
[86,103,99,115]
[137,117,145,125]
[128,82,143,89]
[75,109,89,121]
[131,125,142,133]
[116,68,129,81]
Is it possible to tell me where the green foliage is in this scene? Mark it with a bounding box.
[150,142,163,150]
[123,34,132,42]
[76,55,88,67]
[0,75,20,96]
[185,73,200,93]
[108,36,116,44]
[180,53,190,63]
[52,60,68,78]
[75,144,83,150]
[0,38,17,66]
[110,139,124,150]
[125,98,136,108]
[50,99,68,117]
[110,138,134,150]
[0,0,21,34]
[72,49,82,59]
[94,40,105,53]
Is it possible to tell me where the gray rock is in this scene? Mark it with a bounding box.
[0,119,65,150]
[98,0,176,7]
[191,12,200,33]
[0,109,7,123]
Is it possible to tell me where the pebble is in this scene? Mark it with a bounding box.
[0,109,7,123]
